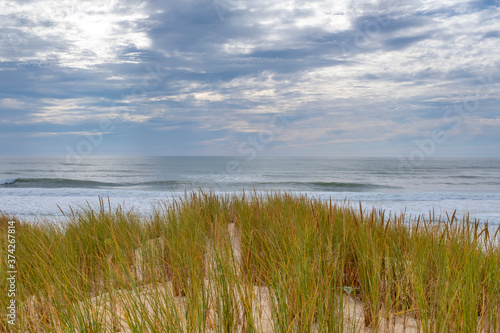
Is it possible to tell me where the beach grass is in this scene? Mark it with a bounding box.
[1,191,499,332]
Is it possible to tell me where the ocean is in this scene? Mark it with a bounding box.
[1,156,499,225]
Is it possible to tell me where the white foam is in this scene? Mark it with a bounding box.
[0,178,17,185]
[1,188,499,226]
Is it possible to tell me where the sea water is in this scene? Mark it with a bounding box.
[0,156,499,225]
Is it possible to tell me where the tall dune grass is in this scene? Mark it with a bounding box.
[1,191,499,332]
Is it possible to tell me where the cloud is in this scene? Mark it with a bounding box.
[0,130,114,138]
[383,35,430,50]
[0,0,499,156]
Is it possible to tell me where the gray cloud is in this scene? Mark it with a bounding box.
[0,0,499,156]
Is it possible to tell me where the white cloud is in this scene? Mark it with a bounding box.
[0,0,151,68]
[1,0,499,156]
[0,98,26,109]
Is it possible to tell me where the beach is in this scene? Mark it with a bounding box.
[1,192,499,332]
[3,0,500,330]
[1,157,500,331]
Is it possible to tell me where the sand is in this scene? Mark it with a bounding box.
[21,223,463,332]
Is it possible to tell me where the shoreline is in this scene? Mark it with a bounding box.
[1,192,499,332]
[3,189,500,227]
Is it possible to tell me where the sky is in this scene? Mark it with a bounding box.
[0,0,499,158]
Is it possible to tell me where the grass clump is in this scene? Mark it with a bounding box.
[0,192,499,332]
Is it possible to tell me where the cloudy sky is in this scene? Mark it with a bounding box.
[0,0,499,157]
